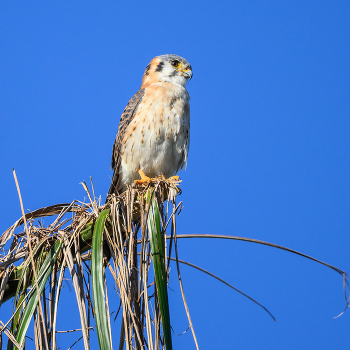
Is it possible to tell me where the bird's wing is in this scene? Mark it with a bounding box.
[108,88,146,196]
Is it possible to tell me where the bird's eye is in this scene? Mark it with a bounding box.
[171,60,180,68]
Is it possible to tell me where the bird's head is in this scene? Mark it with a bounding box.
[141,54,192,89]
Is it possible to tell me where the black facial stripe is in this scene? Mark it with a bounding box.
[155,61,164,72]
[144,63,151,76]
[169,70,178,77]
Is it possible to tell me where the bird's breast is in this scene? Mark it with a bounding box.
[119,84,190,188]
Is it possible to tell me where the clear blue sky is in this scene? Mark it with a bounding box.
[1,1,350,349]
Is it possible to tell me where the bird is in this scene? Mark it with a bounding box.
[107,54,192,196]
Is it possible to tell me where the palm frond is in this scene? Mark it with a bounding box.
[0,176,349,350]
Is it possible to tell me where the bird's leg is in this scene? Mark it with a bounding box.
[155,173,181,183]
[134,169,181,186]
[167,175,181,184]
[134,169,151,184]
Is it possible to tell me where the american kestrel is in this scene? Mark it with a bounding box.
[107,54,192,195]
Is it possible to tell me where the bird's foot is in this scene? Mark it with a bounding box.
[167,175,181,185]
[134,169,152,185]
[134,170,181,187]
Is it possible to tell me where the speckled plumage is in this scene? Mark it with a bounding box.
[108,54,192,195]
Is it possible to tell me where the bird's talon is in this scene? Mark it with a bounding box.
[167,175,181,184]
[134,169,151,184]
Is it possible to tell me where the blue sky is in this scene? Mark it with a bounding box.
[1,1,350,349]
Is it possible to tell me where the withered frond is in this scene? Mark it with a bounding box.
[0,177,198,350]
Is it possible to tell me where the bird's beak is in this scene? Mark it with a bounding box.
[181,67,193,80]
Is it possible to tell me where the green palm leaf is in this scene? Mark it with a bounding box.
[147,195,172,350]
[7,240,47,350]
[91,209,112,350]
[14,239,62,350]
